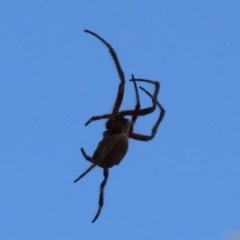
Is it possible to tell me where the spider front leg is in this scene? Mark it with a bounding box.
[117,75,160,118]
[128,75,141,127]
[128,86,165,141]
[84,29,126,126]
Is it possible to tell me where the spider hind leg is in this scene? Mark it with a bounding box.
[73,163,97,183]
[92,168,109,223]
[81,148,92,162]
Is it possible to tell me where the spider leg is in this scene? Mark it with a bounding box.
[84,75,159,126]
[84,29,125,117]
[84,114,112,126]
[129,75,141,127]
[81,148,92,161]
[92,167,109,223]
[128,86,165,141]
[118,75,160,117]
[73,163,97,183]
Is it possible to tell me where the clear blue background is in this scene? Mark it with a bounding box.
[1,1,240,240]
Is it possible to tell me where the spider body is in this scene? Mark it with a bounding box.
[74,30,165,223]
[82,115,132,168]
[91,131,129,168]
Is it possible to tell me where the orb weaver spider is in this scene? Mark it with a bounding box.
[74,30,165,223]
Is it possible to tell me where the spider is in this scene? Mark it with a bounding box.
[74,29,165,223]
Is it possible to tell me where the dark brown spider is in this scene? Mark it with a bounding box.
[74,29,165,223]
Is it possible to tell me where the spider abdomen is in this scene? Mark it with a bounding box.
[92,133,128,168]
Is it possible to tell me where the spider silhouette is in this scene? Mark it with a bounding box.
[74,30,165,223]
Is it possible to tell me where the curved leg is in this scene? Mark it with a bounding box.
[80,148,92,161]
[128,86,165,141]
[84,29,125,115]
[118,75,160,117]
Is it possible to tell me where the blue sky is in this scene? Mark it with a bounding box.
[1,1,240,240]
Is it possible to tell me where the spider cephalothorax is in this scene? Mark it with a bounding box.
[105,115,132,134]
[74,29,165,223]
